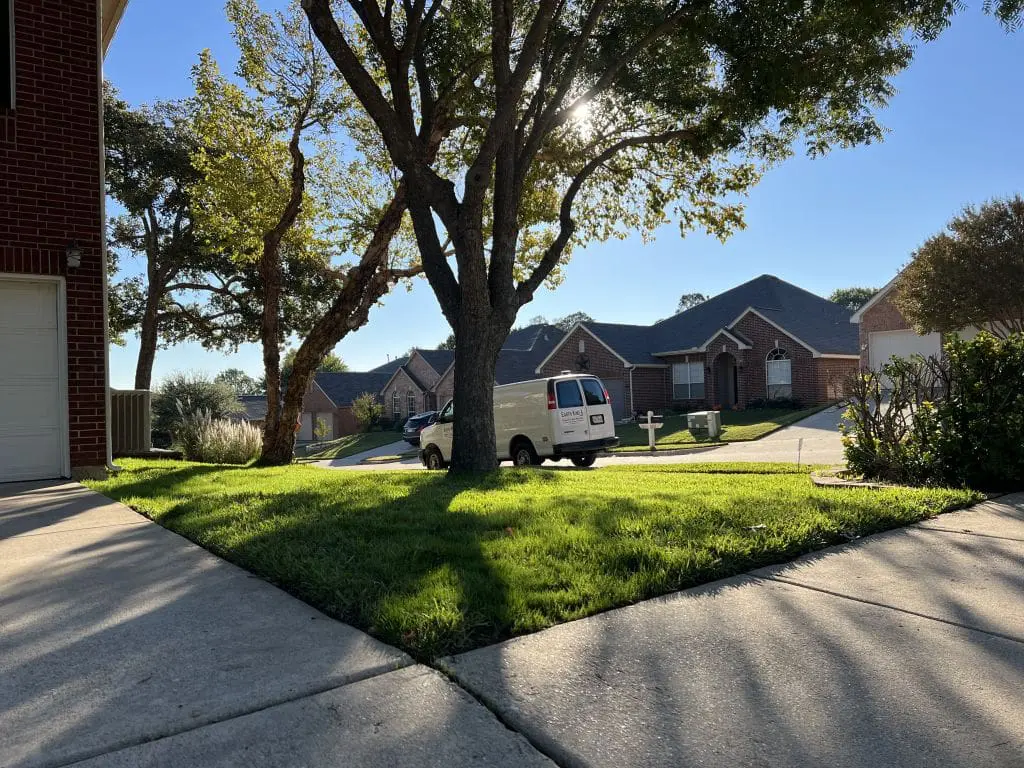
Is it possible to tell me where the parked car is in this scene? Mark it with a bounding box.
[419,373,618,469]
[402,411,438,446]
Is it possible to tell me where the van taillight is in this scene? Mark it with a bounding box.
[603,387,610,402]
[547,391,557,409]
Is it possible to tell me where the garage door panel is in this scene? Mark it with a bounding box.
[604,379,625,421]
[0,280,65,482]
[0,430,63,482]
[869,331,941,370]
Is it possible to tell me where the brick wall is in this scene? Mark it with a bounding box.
[434,367,454,409]
[538,326,631,412]
[629,367,670,415]
[405,352,441,389]
[858,293,909,367]
[0,0,106,471]
[380,368,424,421]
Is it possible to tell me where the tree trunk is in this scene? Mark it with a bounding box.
[134,290,161,390]
[449,308,507,473]
[258,247,287,463]
[262,342,321,464]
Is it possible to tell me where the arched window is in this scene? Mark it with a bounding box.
[407,390,416,415]
[392,390,400,419]
[766,348,792,400]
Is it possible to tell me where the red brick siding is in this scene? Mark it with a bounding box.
[538,326,632,413]
[335,406,359,437]
[1,0,106,471]
[731,314,821,405]
[629,367,670,415]
[405,352,441,388]
[858,293,910,368]
[380,368,425,420]
[815,358,859,401]
[434,367,454,409]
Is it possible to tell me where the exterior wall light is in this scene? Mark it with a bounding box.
[66,241,83,268]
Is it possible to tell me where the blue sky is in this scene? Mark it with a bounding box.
[104,3,1024,388]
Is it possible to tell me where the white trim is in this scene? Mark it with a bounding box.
[98,3,118,474]
[728,306,824,357]
[652,347,703,357]
[534,323,631,373]
[0,274,72,479]
[699,327,751,351]
[849,272,903,323]
[818,354,861,360]
[630,363,668,368]
[381,365,425,397]
[4,0,15,109]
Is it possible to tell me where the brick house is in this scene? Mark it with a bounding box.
[851,272,943,370]
[300,326,562,437]
[537,275,859,418]
[0,0,129,482]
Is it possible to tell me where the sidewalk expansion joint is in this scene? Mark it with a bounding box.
[53,659,414,768]
[755,575,1024,646]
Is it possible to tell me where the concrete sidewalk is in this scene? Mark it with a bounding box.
[0,481,550,768]
[442,493,1024,767]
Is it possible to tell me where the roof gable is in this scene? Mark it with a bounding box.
[313,371,392,407]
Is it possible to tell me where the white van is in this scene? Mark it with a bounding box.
[419,373,619,469]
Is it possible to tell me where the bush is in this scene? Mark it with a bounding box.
[745,397,804,410]
[352,392,384,432]
[153,371,242,438]
[175,409,262,464]
[842,332,1024,490]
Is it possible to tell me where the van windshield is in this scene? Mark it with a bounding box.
[555,380,584,407]
[580,378,607,405]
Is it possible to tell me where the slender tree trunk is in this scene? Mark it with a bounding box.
[259,247,286,462]
[134,290,161,390]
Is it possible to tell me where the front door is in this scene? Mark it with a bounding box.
[715,352,737,408]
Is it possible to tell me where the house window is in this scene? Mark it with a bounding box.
[766,348,792,399]
[407,390,416,415]
[392,390,400,419]
[672,362,705,400]
[2,0,13,109]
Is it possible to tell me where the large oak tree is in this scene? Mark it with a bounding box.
[299,0,1022,471]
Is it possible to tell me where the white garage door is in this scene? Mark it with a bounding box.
[0,280,66,482]
[869,330,942,370]
[604,379,626,421]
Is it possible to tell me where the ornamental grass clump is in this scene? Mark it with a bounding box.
[175,408,262,465]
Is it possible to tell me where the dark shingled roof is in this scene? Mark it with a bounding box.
[367,356,408,375]
[503,324,563,351]
[579,275,858,363]
[414,348,455,375]
[494,325,564,384]
[314,371,392,406]
[235,395,268,422]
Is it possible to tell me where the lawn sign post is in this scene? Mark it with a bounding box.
[640,410,663,450]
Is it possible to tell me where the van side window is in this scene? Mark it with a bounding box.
[555,380,584,407]
[440,400,454,421]
[580,379,606,405]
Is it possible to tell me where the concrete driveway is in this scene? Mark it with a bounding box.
[0,481,550,768]
[317,406,847,470]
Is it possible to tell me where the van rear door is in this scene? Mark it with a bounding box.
[551,378,587,445]
[579,377,616,441]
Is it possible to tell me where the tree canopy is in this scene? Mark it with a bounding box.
[215,368,263,396]
[677,293,708,313]
[554,312,594,331]
[894,196,1024,338]
[828,287,879,313]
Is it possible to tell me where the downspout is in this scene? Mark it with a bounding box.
[97,2,120,475]
[627,365,635,419]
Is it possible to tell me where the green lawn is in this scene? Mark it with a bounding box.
[613,405,828,451]
[86,459,978,659]
[299,430,405,460]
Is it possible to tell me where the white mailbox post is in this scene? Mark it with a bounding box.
[640,410,663,450]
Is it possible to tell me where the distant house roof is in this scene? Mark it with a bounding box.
[647,274,858,356]
[504,324,563,351]
[235,395,268,422]
[414,348,455,375]
[314,371,393,407]
[367,357,409,375]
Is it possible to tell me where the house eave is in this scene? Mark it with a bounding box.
[102,0,130,56]
[850,271,904,323]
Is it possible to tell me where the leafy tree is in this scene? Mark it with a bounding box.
[215,368,262,396]
[436,333,457,350]
[352,392,384,431]
[302,0,1021,471]
[894,196,1024,338]
[193,0,418,465]
[554,312,594,332]
[528,315,549,326]
[676,293,708,313]
[828,287,878,313]
[281,347,348,379]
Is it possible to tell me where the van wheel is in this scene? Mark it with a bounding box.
[423,447,447,471]
[511,440,539,467]
[571,454,596,468]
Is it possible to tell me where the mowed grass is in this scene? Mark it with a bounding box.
[86,459,979,659]
[613,405,828,450]
[300,430,404,460]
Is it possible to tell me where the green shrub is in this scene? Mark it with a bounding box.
[153,371,242,438]
[175,409,262,464]
[352,392,384,432]
[842,332,1024,490]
